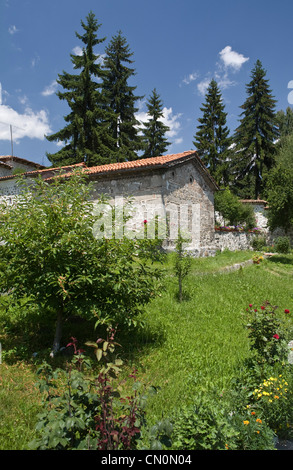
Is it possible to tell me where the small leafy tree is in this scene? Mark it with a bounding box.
[215,189,256,228]
[174,233,192,302]
[0,171,162,356]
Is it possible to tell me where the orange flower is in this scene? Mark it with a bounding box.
[256,418,262,424]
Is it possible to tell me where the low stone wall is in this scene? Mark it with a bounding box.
[214,231,256,252]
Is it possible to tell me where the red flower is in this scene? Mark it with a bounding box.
[273,334,280,340]
[143,219,147,224]
[261,306,265,310]
[285,309,290,314]
[249,304,253,308]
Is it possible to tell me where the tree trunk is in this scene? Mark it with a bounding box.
[50,308,63,357]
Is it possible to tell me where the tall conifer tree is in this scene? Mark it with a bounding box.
[101,31,143,162]
[193,80,232,186]
[46,12,115,167]
[141,89,170,158]
[232,60,279,199]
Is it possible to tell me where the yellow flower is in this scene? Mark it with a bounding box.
[243,420,249,426]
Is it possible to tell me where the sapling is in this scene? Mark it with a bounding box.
[174,232,192,302]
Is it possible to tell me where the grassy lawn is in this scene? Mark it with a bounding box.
[1,250,293,449]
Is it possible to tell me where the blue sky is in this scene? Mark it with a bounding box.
[1,0,293,167]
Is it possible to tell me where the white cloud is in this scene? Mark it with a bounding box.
[197,77,212,96]
[8,25,19,35]
[72,46,83,56]
[181,72,199,86]
[0,98,52,143]
[41,80,58,97]
[197,46,248,96]
[136,105,182,143]
[31,54,40,68]
[219,46,249,71]
[162,107,182,139]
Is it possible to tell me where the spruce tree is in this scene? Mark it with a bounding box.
[46,12,115,167]
[101,31,143,162]
[232,60,279,199]
[141,88,170,158]
[275,107,293,138]
[193,79,232,186]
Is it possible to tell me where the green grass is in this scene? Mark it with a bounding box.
[1,250,293,448]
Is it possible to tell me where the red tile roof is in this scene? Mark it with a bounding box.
[45,151,219,190]
[0,151,218,190]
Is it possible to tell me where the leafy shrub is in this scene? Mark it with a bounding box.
[29,331,149,450]
[169,391,275,450]
[274,236,291,254]
[243,301,288,364]
[170,393,238,450]
[215,189,256,228]
[251,235,267,251]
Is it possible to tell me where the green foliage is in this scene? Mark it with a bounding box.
[243,301,288,364]
[101,30,143,162]
[215,188,256,228]
[275,107,293,138]
[2,251,293,449]
[170,393,238,450]
[251,369,293,438]
[274,236,291,254]
[173,233,192,302]
[46,12,115,167]
[232,60,279,199]
[141,88,170,158]
[0,172,162,355]
[29,332,149,450]
[251,235,268,251]
[267,165,293,232]
[193,79,232,186]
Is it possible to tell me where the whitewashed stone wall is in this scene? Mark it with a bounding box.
[90,161,216,256]
[214,231,256,252]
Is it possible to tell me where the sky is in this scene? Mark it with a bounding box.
[1,0,293,167]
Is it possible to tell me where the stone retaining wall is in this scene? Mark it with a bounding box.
[214,231,256,252]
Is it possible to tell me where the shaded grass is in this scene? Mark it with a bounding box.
[0,363,42,450]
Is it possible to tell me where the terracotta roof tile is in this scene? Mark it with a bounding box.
[0,151,218,191]
[44,150,219,190]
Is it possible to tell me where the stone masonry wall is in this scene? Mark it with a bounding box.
[90,160,216,256]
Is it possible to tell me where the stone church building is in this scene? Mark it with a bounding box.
[0,150,219,256]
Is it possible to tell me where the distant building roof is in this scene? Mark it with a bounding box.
[0,162,85,181]
[0,155,45,169]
